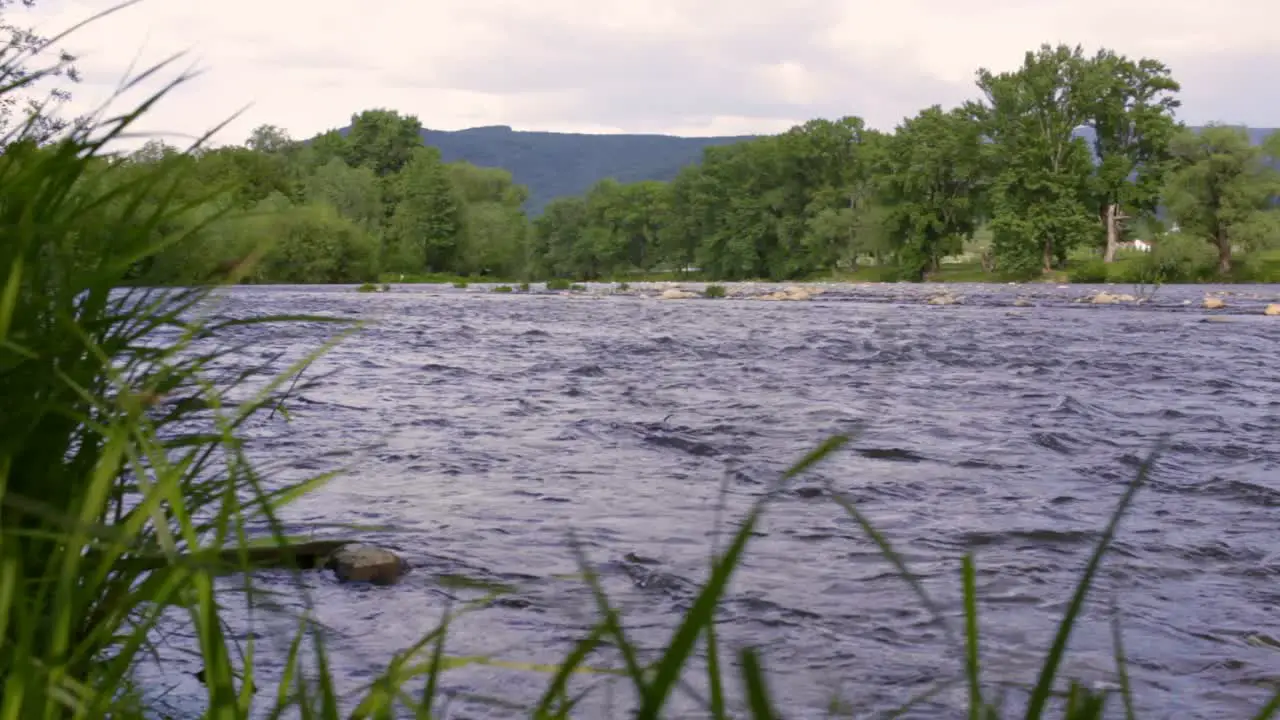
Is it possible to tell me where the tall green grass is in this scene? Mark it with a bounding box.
[2,8,1278,719]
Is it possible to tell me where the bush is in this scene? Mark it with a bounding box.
[1068,258,1109,283]
[545,278,571,290]
[492,285,513,293]
[519,281,531,291]
[703,284,727,298]
[569,283,587,292]
[1130,233,1218,283]
[452,279,469,288]
[357,282,379,292]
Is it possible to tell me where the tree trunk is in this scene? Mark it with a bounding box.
[1217,234,1232,274]
[1042,238,1054,274]
[1103,203,1121,263]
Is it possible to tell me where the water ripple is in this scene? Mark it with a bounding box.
[144,282,1280,718]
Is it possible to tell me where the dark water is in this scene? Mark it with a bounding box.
[146,282,1280,719]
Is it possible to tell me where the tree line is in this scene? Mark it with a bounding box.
[26,43,1280,285]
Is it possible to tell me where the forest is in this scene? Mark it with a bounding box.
[38,43,1280,286]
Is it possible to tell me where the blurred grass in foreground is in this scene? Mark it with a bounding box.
[3,7,1279,719]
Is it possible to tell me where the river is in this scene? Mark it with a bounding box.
[141,282,1280,719]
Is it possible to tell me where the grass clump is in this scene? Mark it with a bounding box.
[545,278,572,291]
[492,284,513,293]
[452,279,469,288]
[357,281,379,292]
[519,281,531,292]
[703,283,727,298]
[569,282,587,292]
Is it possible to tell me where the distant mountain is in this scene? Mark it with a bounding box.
[419,126,752,214]
[407,124,1277,215]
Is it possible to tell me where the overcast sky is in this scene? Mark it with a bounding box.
[18,0,1280,147]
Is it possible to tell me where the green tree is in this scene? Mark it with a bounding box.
[386,146,462,273]
[343,108,424,177]
[1163,125,1280,273]
[882,106,987,279]
[974,44,1096,275]
[304,156,383,231]
[1079,50,1182,262]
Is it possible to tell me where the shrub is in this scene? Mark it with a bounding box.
[1131,233,1218,283]
[452,279,468,288]
[569,283,587,292]
[703,284,727,298]
[492,285,513,293]
[1068,258,1109,283]
[545,278,571,290]
[357,282,378,292]
[519,281,531,291]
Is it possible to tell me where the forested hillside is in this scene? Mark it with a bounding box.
[34,43,1280,287]
[416,126,752,214]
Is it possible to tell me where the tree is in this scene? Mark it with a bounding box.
[245,124,294,154]
[1079,50,1181,262]
[973,44,1096,275]
[882,105,987,279]
[386,146,462,272]
[303,157,382,231]
[343,109,424,177]
[1163,125,1280,273]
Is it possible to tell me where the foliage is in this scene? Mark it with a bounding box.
[55,36,1272,288]
[703,284,727,298]
[1163,124,1280,273]
[1068,258,1110,283]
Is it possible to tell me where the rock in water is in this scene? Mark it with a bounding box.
[1013,297,1033,307]
[660,288,698,300]
[1265,304,1280,316]
[927,294,958,305]
[324,544,408,585]
[1202,296,1226,309]
[1089,291,1136,304]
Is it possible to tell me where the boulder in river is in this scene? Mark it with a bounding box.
[927,294,959,305]
[324,544,409,585]
[1202,296,1226,309]
[756,286,812,301]
[1013,297,1033,307]
[1089,291,1136,304]
[660,288,699,300]
[1265,304,1280,316]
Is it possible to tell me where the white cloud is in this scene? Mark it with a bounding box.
[13,0,1279,148]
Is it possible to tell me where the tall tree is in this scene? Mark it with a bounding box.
[386,146,462,272]
[245,124,294,154]
[882,105,987,279]
[343,109,424,177]
[1163,125,1280,273]
[1079,51,1182,262]
[973,44,1096,275]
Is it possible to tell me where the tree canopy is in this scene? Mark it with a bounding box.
[39,43,1280,286]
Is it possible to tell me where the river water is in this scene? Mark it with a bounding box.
[145,282,1280,719]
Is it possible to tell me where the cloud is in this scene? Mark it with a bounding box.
[11,0,1279,148]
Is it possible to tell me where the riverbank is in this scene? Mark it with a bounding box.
[373,250,1280,288]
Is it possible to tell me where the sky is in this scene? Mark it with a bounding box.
[14,0,1280,148]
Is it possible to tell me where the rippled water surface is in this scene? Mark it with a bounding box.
[150,283,1280,719]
